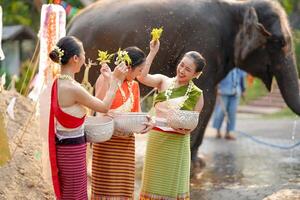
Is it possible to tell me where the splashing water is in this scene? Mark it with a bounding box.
[289,120,297,161]
[281,120,299,164]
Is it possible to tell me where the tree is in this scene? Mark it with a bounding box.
[0,0,40,31]
[280,0,300,14]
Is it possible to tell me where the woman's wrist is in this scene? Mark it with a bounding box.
[148,51,157,58]
[109,77,121,90]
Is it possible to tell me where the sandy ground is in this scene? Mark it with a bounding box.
[0,90,53,200]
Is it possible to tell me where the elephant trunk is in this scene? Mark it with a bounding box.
[274,54,300,115]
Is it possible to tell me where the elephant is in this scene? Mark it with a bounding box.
[67,0,299,167]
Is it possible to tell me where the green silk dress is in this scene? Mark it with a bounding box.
[140,81,202,200]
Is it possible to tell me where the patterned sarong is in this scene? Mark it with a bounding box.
[91,80,140,199]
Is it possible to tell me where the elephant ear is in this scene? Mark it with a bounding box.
[234,7,271,65]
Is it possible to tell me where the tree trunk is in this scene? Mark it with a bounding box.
[33,0,43,12]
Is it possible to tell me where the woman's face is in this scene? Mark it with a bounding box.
[126,62,145,81]
[73,47,85,73]
[176,56,198,83]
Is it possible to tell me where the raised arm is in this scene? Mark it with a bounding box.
[137,40,166,90]
[76,63,127,113]
[95,63,111,100]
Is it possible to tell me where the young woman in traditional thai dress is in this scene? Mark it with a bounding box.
[91,43,159,200]
[137,49,206,200]
[48,36,127,200]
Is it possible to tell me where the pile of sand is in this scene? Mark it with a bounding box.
[263,189,300,200]
[0,90,54,199]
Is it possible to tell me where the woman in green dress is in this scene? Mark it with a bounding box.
[137,44,206,199]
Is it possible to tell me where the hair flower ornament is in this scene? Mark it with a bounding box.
[54,46,64,64]
[115,48,132,66]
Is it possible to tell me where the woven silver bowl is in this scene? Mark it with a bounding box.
[112,112,148,134]
[167,110,199,130]
[84,116,114,143]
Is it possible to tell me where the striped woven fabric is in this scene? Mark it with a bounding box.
[91,135,135,199]
[139,130,190,200]
[56,143,87,200]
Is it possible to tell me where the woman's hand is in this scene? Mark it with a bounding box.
[140,116,155,134]
[112,62,128,81]
[100,63,112,80]
[150,40,160,55]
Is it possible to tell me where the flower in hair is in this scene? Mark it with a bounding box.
[54,46,64,64]
[114,48,132,66]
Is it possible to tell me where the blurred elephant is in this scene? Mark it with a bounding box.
[67,0,299,166]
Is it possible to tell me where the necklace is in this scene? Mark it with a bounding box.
[117,81,134,112]
[59,74,74,82]
[164,77,193,109]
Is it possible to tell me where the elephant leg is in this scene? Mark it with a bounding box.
[191,91,216,164]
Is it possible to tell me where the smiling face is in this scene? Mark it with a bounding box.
[176,56,199,83]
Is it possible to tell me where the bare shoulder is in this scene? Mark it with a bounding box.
[71,81,87,96]
[57,80,84,106]
[59,80,83,95]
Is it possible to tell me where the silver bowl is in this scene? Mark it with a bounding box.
[111,112,148,134]
[84,116,114,143]
[167,110,199,130]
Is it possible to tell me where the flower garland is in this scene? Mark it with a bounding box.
[164,78,193,109]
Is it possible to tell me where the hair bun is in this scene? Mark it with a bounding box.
[49,50,60,63]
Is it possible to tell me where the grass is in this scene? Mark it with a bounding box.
[240,78,299,119]
[241,77,268,105]
[0,113,11,166]
[263,107,299,119]
[293,30,300,78]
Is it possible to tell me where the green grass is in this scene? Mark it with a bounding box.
[241,78,268,105]
[293,30,300,78]
[0,113,11,166]
[262,107,299,119]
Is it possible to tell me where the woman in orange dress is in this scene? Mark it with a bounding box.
[91,43,159,199]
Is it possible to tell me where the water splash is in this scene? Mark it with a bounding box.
[289,120,297,160]
[281,120,299,164]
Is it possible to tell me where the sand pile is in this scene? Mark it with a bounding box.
[0,90,54,200]
[263,189,300,200]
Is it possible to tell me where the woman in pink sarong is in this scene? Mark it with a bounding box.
[48,36,127,200]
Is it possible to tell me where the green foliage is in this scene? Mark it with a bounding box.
[65,0,84,8]
[15,60,36,95]
[0,0,86,30]
[262,107,298,119]
[241,78,268,105]
[0,0,40,30]
[293,30,300,78]
[280,0,294,14]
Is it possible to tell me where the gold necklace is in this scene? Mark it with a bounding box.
[59,74,74,82]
